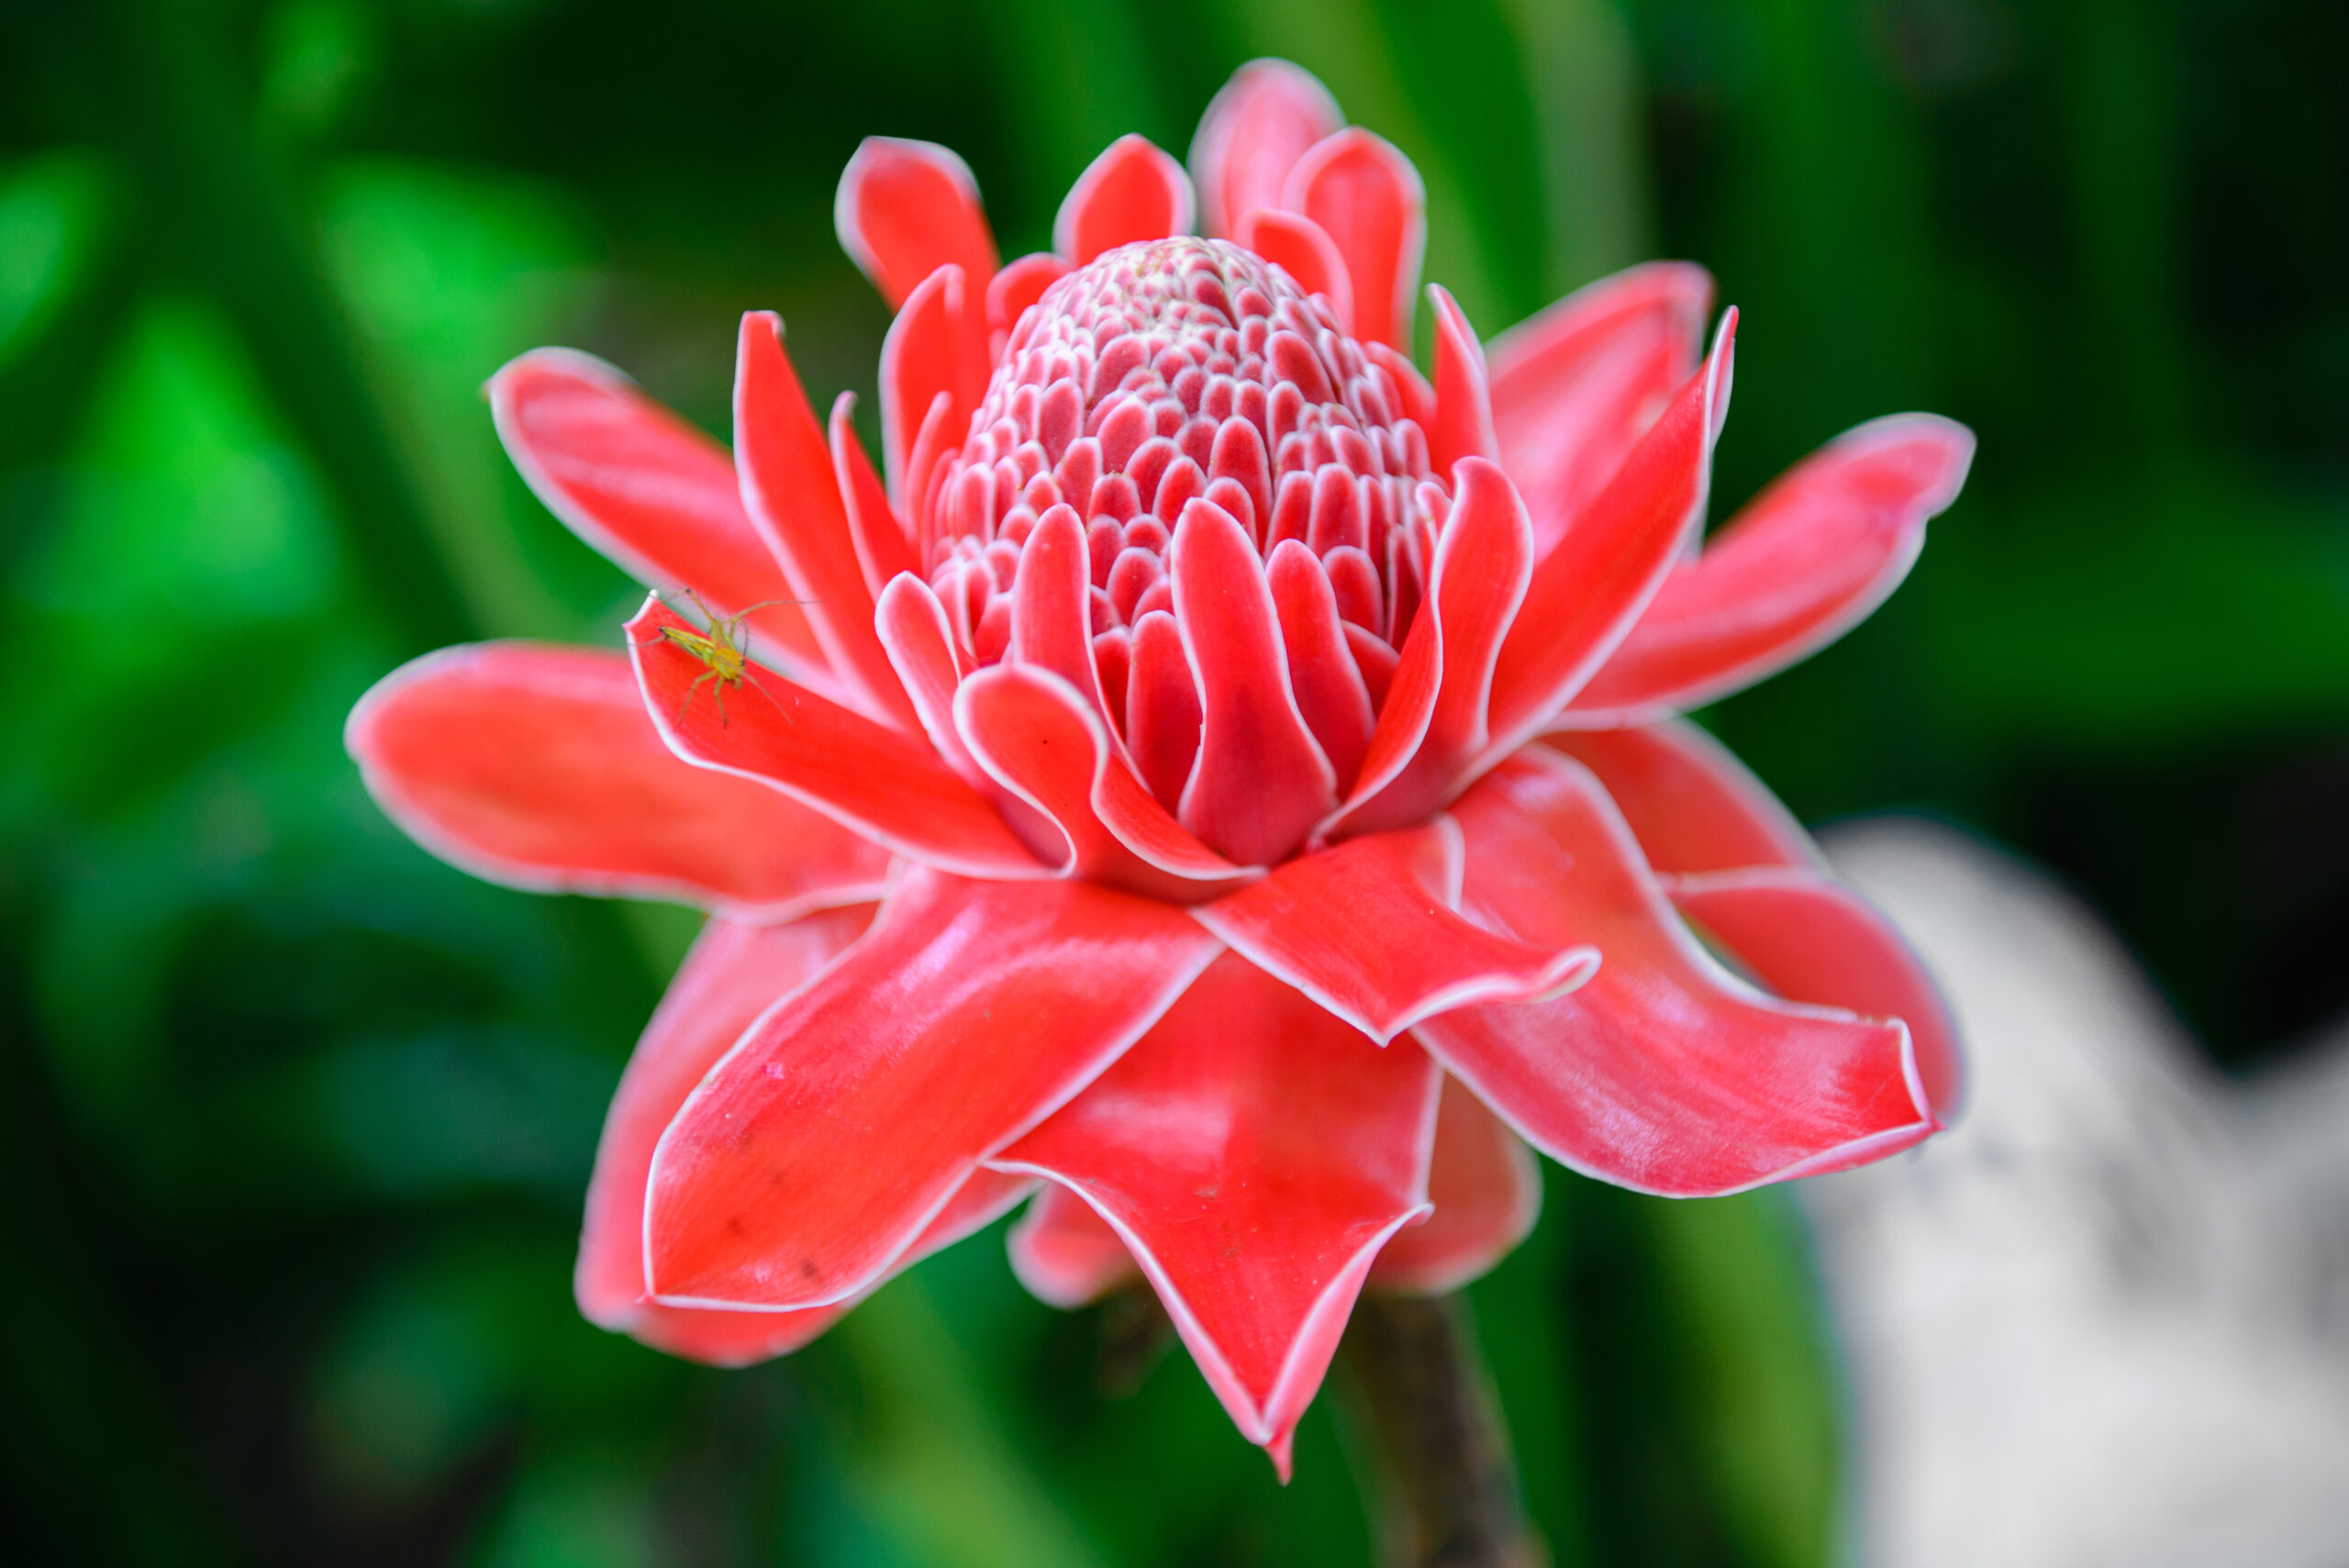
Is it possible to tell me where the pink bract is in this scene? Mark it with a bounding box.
[346,59,1974,1474]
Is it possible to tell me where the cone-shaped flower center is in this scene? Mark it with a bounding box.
[926,238,1444,664]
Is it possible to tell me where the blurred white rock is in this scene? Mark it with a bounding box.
[1805,819,2349,1568]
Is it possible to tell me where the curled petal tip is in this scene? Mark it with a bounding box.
[1284,127,1426,351]
[1266,1428,1297,1484]
[836,136,997,311]
[1056,134,1197,265]
[995,954,1437,1470]
[1191,59,1344,239]
[1428,284,1498,475]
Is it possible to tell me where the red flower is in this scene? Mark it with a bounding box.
[347,59,1971,1473]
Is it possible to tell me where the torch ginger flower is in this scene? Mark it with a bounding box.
[347,60,1973,1473]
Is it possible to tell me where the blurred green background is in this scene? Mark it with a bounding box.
[2,0,2343,1562]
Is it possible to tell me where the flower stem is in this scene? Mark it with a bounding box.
[1338,1291,1544,1568]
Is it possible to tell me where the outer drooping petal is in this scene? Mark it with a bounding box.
[577,910,1032,1365]
[349,642,891,922]
[1481,311,1736,766]
[487,349,832,691]
[989,953,1441,1476]
[1006,1077,1542,1307]
[834,137,999,311]
[1486,262,1713,555]
[629,597,1047,879]
[1196,819,1596,1045]
[1543,720,1821,878]
[1415,750,1935,1195]
[1568,414,1976,722]
[1671,871,1964,1118]
[1055,135,1196,267]
[1367,1073,1542,1296]
[1190,59,1344,239]
[1006,1182,1138,1308]
[645,868,1220,1309]
[1548,725,1965,1116]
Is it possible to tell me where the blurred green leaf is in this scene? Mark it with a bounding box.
[829,1280,1108,1568]
[316,160,617,639]
[469,1453,661,1568]
[18,293,341,627]
[1920,460,2349,744]
[259,0,378,142]
[0,150,113,372]
[0,294,344,839]
[1646,1192,1838,1568]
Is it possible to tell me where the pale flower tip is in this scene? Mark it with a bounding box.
[1266,1426,1297,1485]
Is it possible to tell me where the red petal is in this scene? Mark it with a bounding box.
[1569,414,1976,720]
[953,663,1252,899]
[1196,820,1598,1044]
[1415,750,1935,1195]
[616,1184,1040,1364]
[989,952,1441,1474]
[1482,310,1736,766]
[1006,1181,1137,1308]
[1486,262,1714,556]
[985,251,1074,340]
[878,264,989,512]
[872,573,985,784]
[1265,540,1375,794]
[1366,339,1436,432]
[1008,505,1111,718]
[607,1286,846,1368]
[1542,720,1820,877]
[1055,135,1197,267]
[1127,608,1202,808]
[1368,1074,1541,1295]
[1670,868,1965,1118]
[487,349,833,692]
[349,642,891,922]
[901,388,960,561]
[620,1166,1036,1365]
[834,137,999,312]
[1234,209,1354,334]
[1189,59,1344,239]
[828,392,915,599]
[1171,498,1338,863]
[646,869,1220,1307]
[1346,621,1399,707]
[628,596,1046,879]
[1283,128,1425,352]
[1331,458,1534,837]
[1427,285,1498,475]
[579,910,863,1364]
[734,314,918,729]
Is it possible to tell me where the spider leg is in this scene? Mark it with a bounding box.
[677,666,718,727]
[748,668,792,724]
